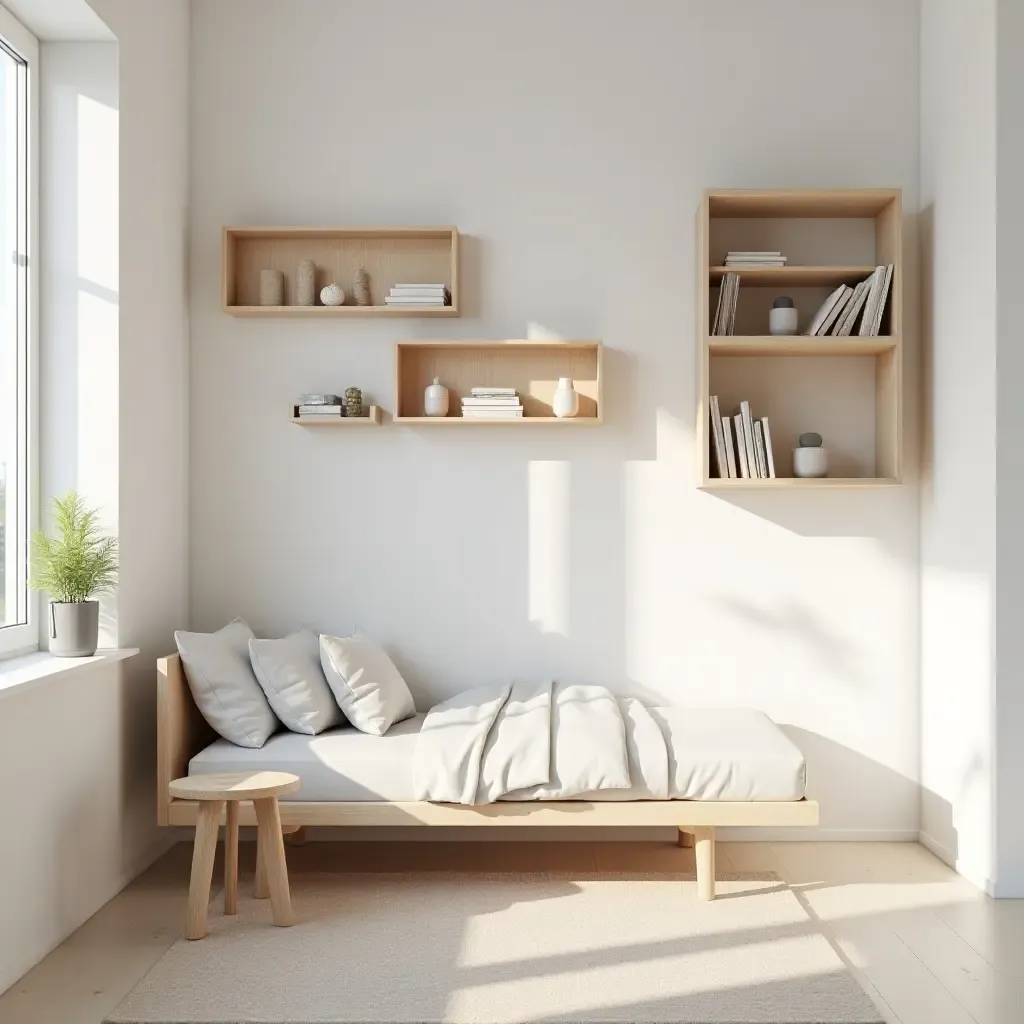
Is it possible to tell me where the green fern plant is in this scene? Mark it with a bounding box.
[30,491,118,604]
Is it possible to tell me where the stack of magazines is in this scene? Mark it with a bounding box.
[461,387,523,419]
[295,393,343,417]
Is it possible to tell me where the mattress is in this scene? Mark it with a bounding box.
[189,707,806,802]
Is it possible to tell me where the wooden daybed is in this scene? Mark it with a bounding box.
[157,655,818,899]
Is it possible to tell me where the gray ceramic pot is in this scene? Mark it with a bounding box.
[49,600,99,657]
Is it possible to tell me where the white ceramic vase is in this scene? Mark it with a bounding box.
[424,377,449,417]
[552,378,580,418]
[793,446,829,478]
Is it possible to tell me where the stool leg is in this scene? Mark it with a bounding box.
[224,801,239,915]
[186,800,223,940]
[255,833,269,899]
[254,796,294,927]
[695,826,716,901]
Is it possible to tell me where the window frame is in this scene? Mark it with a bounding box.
[0,3,37,660]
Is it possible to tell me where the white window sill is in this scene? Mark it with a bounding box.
[0,647,140,702]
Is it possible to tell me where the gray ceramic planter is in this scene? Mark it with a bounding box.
[49,600,99,657]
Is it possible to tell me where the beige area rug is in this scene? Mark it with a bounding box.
[107,872,882,1024]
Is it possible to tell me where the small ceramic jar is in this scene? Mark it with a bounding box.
[769,296,798,335]
[424,377,449,417]
[552,378,580,418]
[793,436,828,478]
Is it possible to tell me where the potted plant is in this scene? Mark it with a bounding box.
[31,491,118,657]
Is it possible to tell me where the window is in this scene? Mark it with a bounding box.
[0,5,35,658]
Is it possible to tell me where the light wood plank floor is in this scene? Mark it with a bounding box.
[1,840,1021,1024]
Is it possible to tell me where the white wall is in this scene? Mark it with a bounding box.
[994,0,1024,896]
[190,0,921,838]
[85,0,190,865]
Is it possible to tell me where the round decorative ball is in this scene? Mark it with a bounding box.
[320,283,345,307]
[798,432,823,448]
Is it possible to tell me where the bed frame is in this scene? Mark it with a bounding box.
[157,655,818,899]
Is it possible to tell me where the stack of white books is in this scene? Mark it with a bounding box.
[461,388,523,419]
[724,251,787,268]
[709,396,776,480]
[712,273,741,335]
[384,283,450,307]
[296,393,343,417]
[805,264,894,337]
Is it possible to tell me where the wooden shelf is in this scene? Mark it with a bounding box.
[223,226,459,317]
[698,188,903,487]
[290,405,382,425]
[709,265,875,288]
[709,335,897,357]
[395,416,600,425]
[700,477,899,490]
[395,341,602,422]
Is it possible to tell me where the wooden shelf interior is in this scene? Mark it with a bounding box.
[290,405,382,425]
[223,227,459,315]
[395,342,602,421]
[698,189,902,486]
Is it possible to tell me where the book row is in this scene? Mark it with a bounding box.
[709,396,775,480]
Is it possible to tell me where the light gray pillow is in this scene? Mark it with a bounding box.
[249,629,343,736]
[175,619,277,748]
[319,634,415,736]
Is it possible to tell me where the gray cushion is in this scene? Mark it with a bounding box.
[249,629,343,736]
[175,619,277,748]
[319,634,416,736]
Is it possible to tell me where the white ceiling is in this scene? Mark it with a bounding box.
[2,0,113,41]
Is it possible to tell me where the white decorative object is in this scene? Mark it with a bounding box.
[259,269,284,306]
[424,377,449,417]
[353,267,371,306]
[769,296,798,335]
[793,446,829,478]
[552,378,580,418]
[320,283,345,306]
[296,259,317,306]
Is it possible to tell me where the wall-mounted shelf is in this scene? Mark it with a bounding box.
[395,341,602,423]
[698,188,903,487]
[709,335,897,357]
[709,265,876,288]
[290,405,382,425]
[223,226,459,317]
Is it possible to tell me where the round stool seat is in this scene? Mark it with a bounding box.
[169,771,300,802]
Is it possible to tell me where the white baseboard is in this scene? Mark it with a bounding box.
[918,830,1024,897]
[717,827,920,843]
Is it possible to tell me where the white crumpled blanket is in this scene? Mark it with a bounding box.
[412,681,670,805]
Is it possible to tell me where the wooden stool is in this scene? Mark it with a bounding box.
[168,770,301,940]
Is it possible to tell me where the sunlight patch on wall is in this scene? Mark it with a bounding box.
[77,93,118,292]
[528,460,569,636]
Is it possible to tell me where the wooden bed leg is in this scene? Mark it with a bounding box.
[284,826,307,846]
[255,836,269,899]
[677,829,694,848]
[694,827,716,901]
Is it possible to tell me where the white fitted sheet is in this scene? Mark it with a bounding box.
[188,707,806,802]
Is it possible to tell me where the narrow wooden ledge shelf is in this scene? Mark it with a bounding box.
[709,335,898,357]
[234,305,457,319]
[290,405,382,425]
[709,265,876,288]
[394,416,600,425]
[701,477,899,490]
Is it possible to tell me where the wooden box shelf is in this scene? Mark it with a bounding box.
[290,405,382,425]
[698,188,903,487]
[395,341,602,424]
[223,227,459,317]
